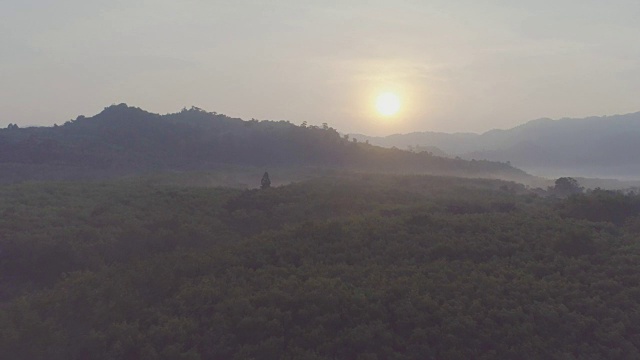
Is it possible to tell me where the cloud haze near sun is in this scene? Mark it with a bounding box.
[1,0,640,135]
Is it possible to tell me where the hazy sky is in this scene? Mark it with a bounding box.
[2,0,640,135]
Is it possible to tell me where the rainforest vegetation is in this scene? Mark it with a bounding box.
[2,173,640,359]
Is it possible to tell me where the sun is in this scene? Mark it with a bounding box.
[375,92,401,116]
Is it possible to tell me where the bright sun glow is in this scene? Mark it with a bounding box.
[375,92,401,116]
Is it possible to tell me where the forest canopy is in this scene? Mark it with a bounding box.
[1,174,640,359]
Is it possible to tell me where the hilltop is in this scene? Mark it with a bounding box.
[0,104,532,184]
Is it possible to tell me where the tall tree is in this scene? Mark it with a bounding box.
[552,177,583,196]
[261,171,271,189]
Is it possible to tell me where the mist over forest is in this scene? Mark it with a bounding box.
[2,104,640,359]
[5,0,640,357]
[352,112,640,180]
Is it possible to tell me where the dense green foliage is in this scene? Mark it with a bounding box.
[0,104,528,183]
[2,175,640,359]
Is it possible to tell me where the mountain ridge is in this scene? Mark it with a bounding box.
[0,104,532,184]
[350,111,640,178]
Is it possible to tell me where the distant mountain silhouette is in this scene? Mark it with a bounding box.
[352,112,640,178]
[0,104,530,183]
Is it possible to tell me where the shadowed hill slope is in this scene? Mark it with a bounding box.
[0,104,531,183]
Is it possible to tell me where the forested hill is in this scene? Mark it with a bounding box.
[351,111,640,178]
[0,104,529,183]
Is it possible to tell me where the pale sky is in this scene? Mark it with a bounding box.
[2,0,640,135]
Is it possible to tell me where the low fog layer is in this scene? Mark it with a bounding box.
[352,112,640,180]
